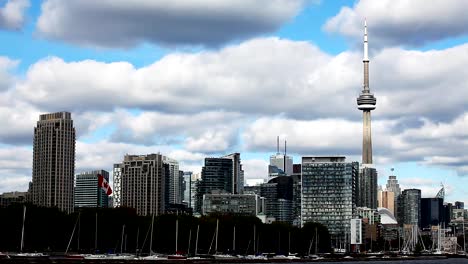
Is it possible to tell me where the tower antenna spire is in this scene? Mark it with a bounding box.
[277,136,280,154]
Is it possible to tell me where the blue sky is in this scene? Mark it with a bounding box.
[0,0,468,205]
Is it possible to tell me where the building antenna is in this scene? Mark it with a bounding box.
[284,140,287,174]
[277,136,280,155]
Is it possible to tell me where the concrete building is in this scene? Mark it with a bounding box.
[398,189,421,227]
[301,156,358,242]
[386,174,401,196]
[269,137,293,177]
[119,154,165,216]
[202,191,260,216]
[112,164,122,207]
[222,153,244,194]
[182,171,192,207]
[356,21,378,210]
[0,191,27,207]
[74,170,109,208]
[195,158,233,213]
[162,156,181,205]
[260,176,294,224]
[31,112,76,213]
[378,190,395,215]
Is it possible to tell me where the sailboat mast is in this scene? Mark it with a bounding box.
[175,219,178,253]
[253,225,256,254]
[120,225,125,254]
[95,212,98,251]
[20,205,26,252]
[149,214,155,255]
[315,227,318,254]
[136,227,140,255]
[233,226,236,252]
[65,212,80,254]
[288,231,291,254]
[188,229,192,255]
[215,219,219,253]
[195,225,199,256]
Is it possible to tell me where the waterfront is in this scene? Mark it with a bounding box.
[0,256,467,264]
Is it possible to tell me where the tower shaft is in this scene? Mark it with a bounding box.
[362,110,373,164]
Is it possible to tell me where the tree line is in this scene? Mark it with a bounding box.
[0,204,331,255]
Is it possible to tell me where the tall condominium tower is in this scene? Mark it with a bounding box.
[162,156,181,204]
[75,170,109,208]
[31,112,76,213]
[301,156,359,243]
[119,154,165,216]
[356,21,378,209]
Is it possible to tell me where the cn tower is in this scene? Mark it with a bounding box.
[356,20,378,209]
[357,19,376,165]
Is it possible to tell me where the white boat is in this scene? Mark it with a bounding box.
[140,254,167,260]
[84,254,108,259]
[213,254,237,259]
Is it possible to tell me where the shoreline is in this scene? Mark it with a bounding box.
[0,254,462,263]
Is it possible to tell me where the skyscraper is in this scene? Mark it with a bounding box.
[162,156,181,204]
[301,156,359,243]
[398,189,421,226]
[31,112,76,213]
[221,153,244,194]
[356,20,378,209]
[195,157,233,213]
[386,174,401,196]
[74,170,109,208]
[269,138,293,177]
[119,154,165,216]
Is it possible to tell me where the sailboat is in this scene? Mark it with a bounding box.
[141,214,166,260]
[168,219,187,259]
[9,206,49,260]
[212,219,237,259]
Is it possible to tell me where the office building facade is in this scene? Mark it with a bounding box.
[398,189,421,226]
[421,197,447,228]
[301,156,358,242]
[378,190,395,215]
[31,112,76,213]
[74,170,109,208]
[195,158,233,213]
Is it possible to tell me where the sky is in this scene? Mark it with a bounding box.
[0,0,468,205]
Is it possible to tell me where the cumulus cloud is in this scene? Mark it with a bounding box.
[0,146,32,193]
[324,0,468,47]
[0,0,29,30]
[13,38,360,118]
[36,0,306,48]
[110,110,245,152]
[14,39,468,123]
[242,159,269,179]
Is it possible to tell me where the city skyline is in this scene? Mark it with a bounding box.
[0,1,468,205]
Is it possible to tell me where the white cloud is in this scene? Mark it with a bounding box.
[242,159,269,179]
[36,0,306,48]
[110,110,245,152]
[324,0,468,47]
[0,0,29,30]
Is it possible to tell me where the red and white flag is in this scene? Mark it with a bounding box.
[98,174,112,195]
